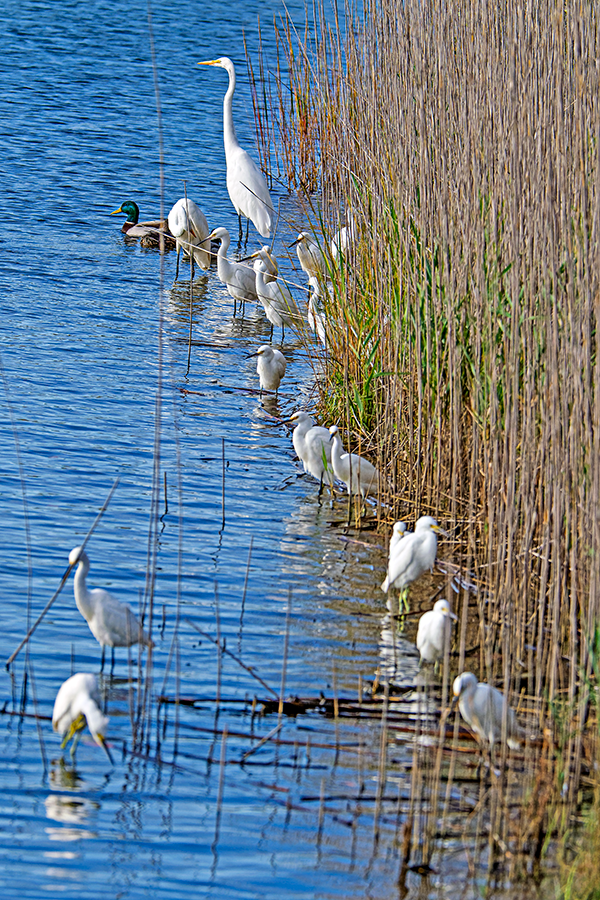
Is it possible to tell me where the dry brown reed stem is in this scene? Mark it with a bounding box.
[253,0,600,866]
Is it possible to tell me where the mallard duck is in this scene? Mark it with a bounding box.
[111,200,176,249]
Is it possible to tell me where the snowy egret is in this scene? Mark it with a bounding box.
[208,226,258,314]
[289,411,334,492]
[328,425,379,498]
[331,209,356,257]
[167,197,211,279]
[453,672,521,751]
[381,516,442,594]
[248,345,286,395]
[416,599,457,664]
[111,200,175,248]
[69,546,153,673]
[253,255,299,343]
[292,232,328,279]
[52,672,112,762]
[307,276,328,348]
[198,57,274,240]
[258,245,278,283]
[388,521,408,557]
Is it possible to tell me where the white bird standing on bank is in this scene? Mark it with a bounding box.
[198,57,274,241]
[52,672,112,762]
[248,345,286,395]
[253,255,298,343]
[453,672,521,752]
[208,226,258,314]
[328,425,379,499]
[381,515,442,594]
[416,599,457,664]
[289,411,334,492]
[167,197,211,280]
[68,546,153,673]
[292,232,328,279]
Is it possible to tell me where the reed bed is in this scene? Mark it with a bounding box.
[249,0,600,885]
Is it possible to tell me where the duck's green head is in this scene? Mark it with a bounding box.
[111,200,140,224]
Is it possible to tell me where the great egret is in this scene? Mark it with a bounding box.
[167,197,211,280]
[328,425,379,498]
[416,599,457,664]
[253,255,299,343]
[198,57,274,241]
[453,672,521,751]
[381,515,442,594]
[248,344,286,395]
[289,411,334,492]
[68,546,153,673]
[208,226,258,315]
[292,232,328,280]
[52,672,112,762]
[111,200,175,249]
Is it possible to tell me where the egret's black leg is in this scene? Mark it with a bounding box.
[281,325,285,344]
[100,645,106,673]
[245,217,250,246]
[110,648,115,677]
[175,247,180,281]
[238,215,243,245]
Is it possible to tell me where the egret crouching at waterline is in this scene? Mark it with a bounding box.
[416,599,457,664]
[381,516,442,595]
[69,546,153,674]
[253,255,298,343]
[289,411,334,493]
[198,57,274,241]
[329,425,379,499]
[53,673,112,763]
[249,345,286,396]
[453,672,521,752]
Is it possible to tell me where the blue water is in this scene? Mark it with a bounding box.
[0,1,458,898]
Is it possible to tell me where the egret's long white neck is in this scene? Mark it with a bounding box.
[330,433,344,467]
[73,557,94,619]
[222,62,239,153]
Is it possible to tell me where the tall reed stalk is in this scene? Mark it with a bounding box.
[251,0,600,878]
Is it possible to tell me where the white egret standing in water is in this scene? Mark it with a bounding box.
[167,197,211,280]
[248,345,286,396]
[292,232,328,279]
[289,411,334,493]
[208,226,258,315]
[453,672,521,752]
[329,425,379,499]
[253,255,298,343]
[198,57,274,241]
[53,672,112,762]
[416,598,457,664]
[69,546,153,674]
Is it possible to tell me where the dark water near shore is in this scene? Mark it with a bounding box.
[0,2,515,898]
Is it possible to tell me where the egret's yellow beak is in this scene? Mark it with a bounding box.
[198,59,219,66]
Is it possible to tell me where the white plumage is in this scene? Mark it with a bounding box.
[209,226,258,311]
[252,345,286,394]
[253,255,299,342]
[52,672,111,760]
[293,232,328,279]
[69,546,153,670]
[416,598,457,663]
[453,672,521,751]
[167,197,211,278]
[199,57,274,239]
[381,515,441,593]
[329,424,379,498]
[289,411,334,489]
[307,276,328,348]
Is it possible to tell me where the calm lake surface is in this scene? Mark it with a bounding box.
[0,2,487,898]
